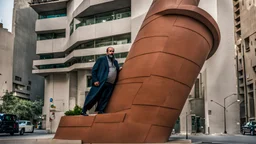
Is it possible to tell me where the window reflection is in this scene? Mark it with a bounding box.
[75,33,131,51]
[76,8,131,29]
[37,32,65,41]
[38,9,67,19]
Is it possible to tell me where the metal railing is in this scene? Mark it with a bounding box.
[30,0,59,5]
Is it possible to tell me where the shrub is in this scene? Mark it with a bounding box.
[64,105,82,116]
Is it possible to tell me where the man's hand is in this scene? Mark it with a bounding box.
[94,81,100,87]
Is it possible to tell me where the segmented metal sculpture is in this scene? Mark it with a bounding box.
[54,0,220,143]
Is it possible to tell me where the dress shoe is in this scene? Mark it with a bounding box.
[81,112,88,116]
[98,111,105,114]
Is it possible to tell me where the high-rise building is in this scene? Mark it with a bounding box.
[30,0,239,134]
[29,0,134,132]
[233,0,256,127]
[12,0,45,100]
[0,23,14,98]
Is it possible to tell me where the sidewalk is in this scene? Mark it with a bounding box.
[172,132,243,137]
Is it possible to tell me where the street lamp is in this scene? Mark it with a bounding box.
[210,93,239,134]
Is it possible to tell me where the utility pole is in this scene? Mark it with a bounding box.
[211,93,239,134]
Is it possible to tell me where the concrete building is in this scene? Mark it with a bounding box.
[0,23,14,98]
[11,0,45,100]
[29,0,239,134]
[179,0,239,135]
[233,0,256,127]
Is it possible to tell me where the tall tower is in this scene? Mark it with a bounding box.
[233,0,256,127]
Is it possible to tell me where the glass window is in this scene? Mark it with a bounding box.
[95,37,112,47]
[113,33,131,45]
[114,53,120,59]
[83,17,95,25]
[27,86,31,91]
[81,56,95,63]
[95,54,105,60]
[95,11,114,23]
[115,8,131,20]
[76,7,131,29]
[39,9,67,19]
[40,54,54,59]
[54,32,65,39]
[4,115,12,121]
[12,115,17,121]
[38,33,53,40]
[19,121,26,124]
[70,19,74,35]
[120,52,128,58]
[15,76,22,82]
[27,122,31,125]
[79,40,94,49]
[54,64,66,68]
[87,76,92,87]
[38,32,65,41]
[39,65,54,69]
[73,33,131,51]
[76,16,95,29]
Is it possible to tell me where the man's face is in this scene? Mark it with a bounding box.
[107,48,115,57]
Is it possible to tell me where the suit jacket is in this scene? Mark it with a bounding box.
[84,56,120,110]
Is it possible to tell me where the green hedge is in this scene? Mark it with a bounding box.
[64,105,82,116]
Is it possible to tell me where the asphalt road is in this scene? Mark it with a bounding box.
[170,134,256,144]
[0,130,256,144]
[0,129,54,140]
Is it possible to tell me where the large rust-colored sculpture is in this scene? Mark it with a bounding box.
[54,0,220,143]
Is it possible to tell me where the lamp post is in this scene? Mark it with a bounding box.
[211,93,239,134]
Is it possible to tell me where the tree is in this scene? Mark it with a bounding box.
[0,92,43,120]
[1,92,19,114]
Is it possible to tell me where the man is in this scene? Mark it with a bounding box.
[82,47,120,116]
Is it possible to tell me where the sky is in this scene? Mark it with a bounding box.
[0,0,14,32]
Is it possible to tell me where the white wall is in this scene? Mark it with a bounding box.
[200,0,239,134]
[36,38,66,54]
[34,44,131,66]
[68,17,131,51]
[44,74,70,132]
[131,0,153,42]
[36,16,68,32]
[77,70,88,107]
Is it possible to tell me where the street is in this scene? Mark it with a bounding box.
[0,129,53,141]
[0,130,256,144]
[170,134,256,144]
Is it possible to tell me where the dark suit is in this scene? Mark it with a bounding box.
[82,56,119,113]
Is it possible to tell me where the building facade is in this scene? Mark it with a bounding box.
[0,23,14,98]
[179,0,239,135]
[30,0,239,134]
[11,0,45,100]
[233,0,256,127]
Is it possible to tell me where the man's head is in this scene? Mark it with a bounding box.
[106,47,115,58]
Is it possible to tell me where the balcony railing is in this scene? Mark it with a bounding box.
[30,0,59,5]
[75,8,131,29]
[37,52,128,70]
